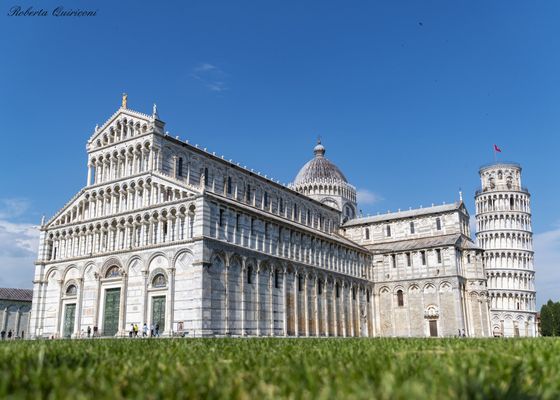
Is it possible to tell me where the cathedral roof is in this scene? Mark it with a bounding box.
[293,140,348,186]
[343,202,466,227]
[364,233,480,253]
[0,288,33,302]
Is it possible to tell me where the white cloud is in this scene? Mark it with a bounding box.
[191,63,228,93]
[357,189,383,205]
[0,199,39,289]
[0,198,31,219]
[0,220,39,289]
[194,63,217,72]
[534,226,560,308]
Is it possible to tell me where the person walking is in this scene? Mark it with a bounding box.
[150,324,154,337]
[155,323,160,337]
[134,324,139,337]
[7,330,12,339]
[87,326,91,338]
[1,330,5,340]
[142,323,148,337]
[129,324,134,338]
[93,326,98,338]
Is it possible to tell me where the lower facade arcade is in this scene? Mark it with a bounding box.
[29,242,376,338]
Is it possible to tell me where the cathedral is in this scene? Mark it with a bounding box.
[28,97,537,338]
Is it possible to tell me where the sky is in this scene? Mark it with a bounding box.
[0,1,558,307]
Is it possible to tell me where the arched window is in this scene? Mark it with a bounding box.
[410,221,415,234]
[106,266,121,278]
[204,167,209,185]
[386,225,391,237]
[436,217,442,231]
[498,171,503,179]
[177,157,183,177]
[66,284,77,296]
[397,290,404,307]
[365,228,370,240]
[152,273,166,288]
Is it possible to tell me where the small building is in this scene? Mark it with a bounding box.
[0,288,33,338]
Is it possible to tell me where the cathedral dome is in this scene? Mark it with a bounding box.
[293,140,348,186]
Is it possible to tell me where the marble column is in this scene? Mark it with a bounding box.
[75,278,84,337]
[240,260,246,336]
[314,276,319,336]
[304,272,309,337]
[269,269,274,336]
[256,262,261,336]
[282,267,287,337]
[224,262,229,335]
[294,271,299,337]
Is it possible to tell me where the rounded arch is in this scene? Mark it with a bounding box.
[408,284,420,293]
[101,257,124,277]
[148,268,168,288]
[125,255,144,274]
[393,285,405,294]
[45,267,60,282]
[424,304,439,318]
[423,283,436,294]
[82,262,98,280]
[173,250,194,272]
[439,281,453,293]
[62,264,80,281]
[148,253,169,272]
[63,280,78,296]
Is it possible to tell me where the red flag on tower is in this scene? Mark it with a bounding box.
[494,144,502,153]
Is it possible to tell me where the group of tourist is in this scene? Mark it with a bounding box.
[75,324,161,338]
[0,330,24,340]
[129,323,160,338]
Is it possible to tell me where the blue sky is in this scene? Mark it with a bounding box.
[0,1,558,306]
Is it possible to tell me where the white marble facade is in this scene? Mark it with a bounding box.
[29,100,511,338]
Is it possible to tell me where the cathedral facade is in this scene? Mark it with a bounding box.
[28,100,535,338]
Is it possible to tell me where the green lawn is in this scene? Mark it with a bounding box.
[0,338,559,399]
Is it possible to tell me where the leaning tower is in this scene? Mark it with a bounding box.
[475,163,537,337]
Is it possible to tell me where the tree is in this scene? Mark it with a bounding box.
[553,301,560,337]
[540,302,553,336]
[540,300,560,336]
